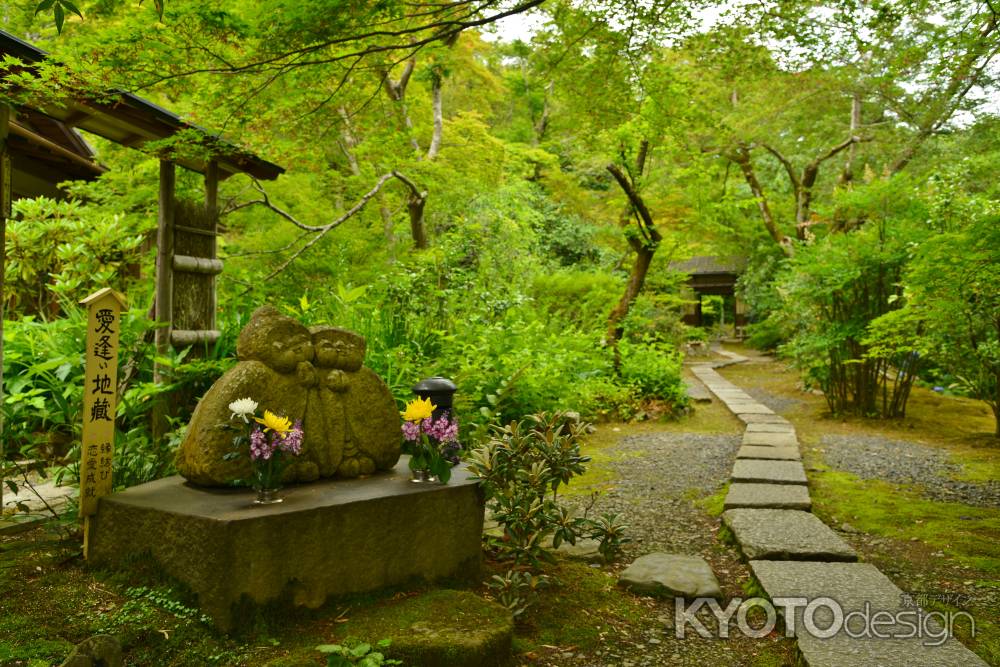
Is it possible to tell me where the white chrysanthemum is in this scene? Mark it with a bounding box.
[228,397,259,421]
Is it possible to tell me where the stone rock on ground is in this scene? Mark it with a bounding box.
[547,536,605,563]
[723,509,856,562]
[750,560,988,666]
[618,553,722,599]
[731,460,808,485]
[736,446,800,461]
[59,635,122,667]
[724,483,811,511]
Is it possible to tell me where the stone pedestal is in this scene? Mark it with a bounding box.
[87,457,484,631]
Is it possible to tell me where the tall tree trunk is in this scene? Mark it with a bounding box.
[606,145,662,363]
[426,68,444,161]
[392,171,429,250]
[534,81,553,145]
[730,146,793,254]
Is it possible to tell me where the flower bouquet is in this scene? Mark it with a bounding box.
[226,397,304,504]
[400,396,460,484]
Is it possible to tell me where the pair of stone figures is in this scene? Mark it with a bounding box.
[175,306,401,486]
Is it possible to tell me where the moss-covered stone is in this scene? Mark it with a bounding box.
[175,306,400,486]
[330,589,514,667]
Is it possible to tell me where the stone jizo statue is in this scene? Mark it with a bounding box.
[175,306,401,486]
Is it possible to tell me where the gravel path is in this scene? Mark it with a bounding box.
[569,433,739,560]
[819,434,1000,508]
[537,431,793,667]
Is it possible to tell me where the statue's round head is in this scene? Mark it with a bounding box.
[237,306,314,373]
[309,326,366,372]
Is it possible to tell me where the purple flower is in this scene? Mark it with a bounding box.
[278,420,304,455]
[249,425,270,461]
[402,420,421,442]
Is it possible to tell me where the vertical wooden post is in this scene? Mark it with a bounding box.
[154,159,175,385]
[204,160,218,331]
[0,104,9,513]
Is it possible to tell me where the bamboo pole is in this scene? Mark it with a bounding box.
[154,159,176,383]
[205,160,219,331]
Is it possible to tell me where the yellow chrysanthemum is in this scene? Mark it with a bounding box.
[401,396,436,422]
[256,410,292,434]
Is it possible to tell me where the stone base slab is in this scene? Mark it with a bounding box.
[87,457,485,631]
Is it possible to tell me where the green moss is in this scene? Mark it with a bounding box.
[327,589,513,667]
[698,482,729,517]
[810,470,1000,574]
[518,561,648,652]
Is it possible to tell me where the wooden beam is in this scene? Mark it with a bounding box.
[205,160,219,331]
[154,160,175,384]
[8,121,105,173]
[0,103,9,513]
[61,109,92,127]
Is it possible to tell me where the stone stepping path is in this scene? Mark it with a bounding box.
[742,431,798,447]
[746,422,797,434]
[724,483,811,511]
[751,561,988,666]
[683,377,713,403]
[723,509,856,561]
[694,354,987,665]
[736,445,801,461]
[731,460,808,485]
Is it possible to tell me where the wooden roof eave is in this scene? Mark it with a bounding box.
[0,29,284,182]
[33,99,281,181]
[8,119,106,176]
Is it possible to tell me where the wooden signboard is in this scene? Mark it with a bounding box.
[79,288,126,519]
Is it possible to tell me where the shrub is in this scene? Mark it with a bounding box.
[617,339,687,409]
[467,413,628,566]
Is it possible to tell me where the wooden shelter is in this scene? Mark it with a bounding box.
[0,29,284,393]
[670,255,749,332]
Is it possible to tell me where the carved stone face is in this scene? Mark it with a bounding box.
[237,306,314,374]
[310,326,366,372]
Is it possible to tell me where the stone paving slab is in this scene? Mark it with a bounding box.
[738,413,791,424]
[743,431,799,447]
[750,560,988,666]
[715,394,754,403]
[737,446,801,461]
[746,423,797,434]
[683,378,713,403]
[733,404,776,415]
[724,484,811,511]
[723,509,856,561]
[732,460,808,485]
